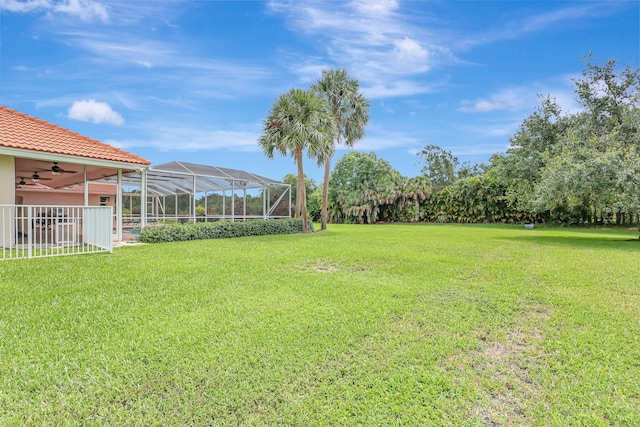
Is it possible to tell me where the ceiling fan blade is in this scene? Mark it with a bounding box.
[31,172,54,182]
[35,163,79,174]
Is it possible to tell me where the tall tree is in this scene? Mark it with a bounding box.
[493,96,567,212]
[330,151,402,224]
[416,145,460,191]
[313,68,369,230]
[258,88,335,232]
[490,56,640,226]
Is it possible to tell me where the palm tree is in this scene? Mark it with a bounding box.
[313,68,369,230]
[400,176,432,222]
[258,88,335,232]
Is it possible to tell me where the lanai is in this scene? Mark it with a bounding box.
[108,161,291,225]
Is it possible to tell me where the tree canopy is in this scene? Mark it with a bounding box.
[491,56,640,224]
[329,151,403,224]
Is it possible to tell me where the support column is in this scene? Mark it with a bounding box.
[204,192,208,221]
[140,169,148,227]
[243,186,247,222]
[0,155,16,247]
[83,166,89,206]
[263,185,267,220]
[192,175,197,223]
[116,169,123,241]
[231,181,235,222]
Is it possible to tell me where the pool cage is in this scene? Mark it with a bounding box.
[108,161,291,228]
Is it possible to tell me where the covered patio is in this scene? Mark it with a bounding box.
[1,105,151,259]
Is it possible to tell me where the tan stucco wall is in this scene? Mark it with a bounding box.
[0,155,16,246]
[0,155,15,205]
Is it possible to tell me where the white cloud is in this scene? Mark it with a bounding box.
[347,127,421,151]
[352,0,398,16]
[53,0,108,22]
[394,37,429,64]
[0,0,50,12]
[58,31,271,98]
[363,80,433,99]
[0,0,109,22]
[105,119,263,153]
[454,3,627,51]
[60,33,171,67]
[68,100,125,125]
[459,77,582,116]
[268,0,448,97]
[459,87,531,113]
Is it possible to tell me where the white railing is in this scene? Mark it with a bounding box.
[1,205,113,260]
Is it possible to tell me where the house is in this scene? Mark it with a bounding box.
[1,105,151,258]
[1,105,291,260]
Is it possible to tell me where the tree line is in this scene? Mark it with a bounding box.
[260,56,640,228]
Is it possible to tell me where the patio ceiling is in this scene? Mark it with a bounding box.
[14,157,133,189]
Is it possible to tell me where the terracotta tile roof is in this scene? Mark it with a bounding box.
[0,105,150,165]
[16,182,53,191]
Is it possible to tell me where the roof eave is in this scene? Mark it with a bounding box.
[0,146,151,170]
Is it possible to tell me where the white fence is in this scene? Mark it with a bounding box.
[1,205,113,260]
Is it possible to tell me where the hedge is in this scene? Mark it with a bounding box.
[138,219,311,243]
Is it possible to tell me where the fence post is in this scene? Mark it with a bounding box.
[27,206,32,259]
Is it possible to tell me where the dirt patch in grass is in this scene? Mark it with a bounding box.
[294,258,371,274]
[444,305,553,426]
[313,262,341,273]
[300,259,342,273]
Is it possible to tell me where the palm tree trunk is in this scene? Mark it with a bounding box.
[321,157,331,230]
[414,198,420,222]
[295,187,302,218]
[295,148,308,232]
[321,130,341,231]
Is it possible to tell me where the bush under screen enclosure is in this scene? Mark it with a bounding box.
[138,219,310,243]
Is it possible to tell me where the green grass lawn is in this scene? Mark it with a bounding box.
[1,224,639,426]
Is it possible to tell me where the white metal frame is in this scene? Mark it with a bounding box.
[108,161,292,227]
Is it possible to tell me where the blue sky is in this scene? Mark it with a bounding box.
[1,0,638,183]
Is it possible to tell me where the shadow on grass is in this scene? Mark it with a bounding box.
[497,233,640,251]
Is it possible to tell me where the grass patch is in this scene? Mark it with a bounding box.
[0,224,638,425]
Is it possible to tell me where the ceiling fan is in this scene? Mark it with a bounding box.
[30,172,52,182]
[17,177,26,187]
[37,162,78,175]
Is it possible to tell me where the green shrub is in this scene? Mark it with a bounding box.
[138,219,310,243]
